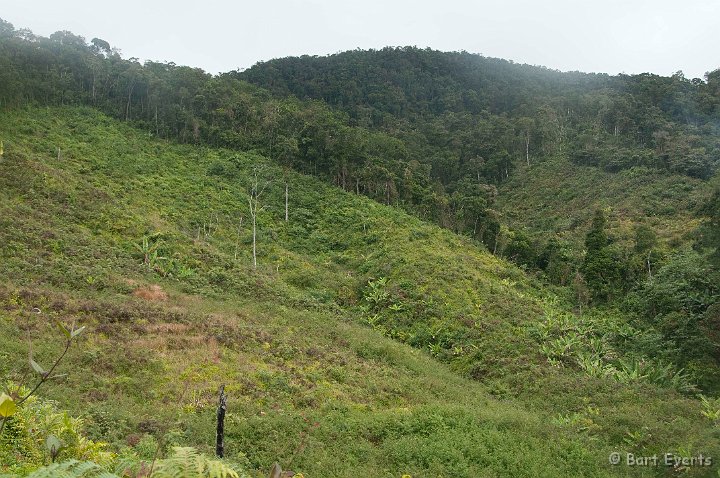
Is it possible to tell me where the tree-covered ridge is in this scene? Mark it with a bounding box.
[1,18,718,351]
[1,18,718,298]
[240,46,720,180]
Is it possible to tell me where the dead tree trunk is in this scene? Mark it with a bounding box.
[251,204,257,269]
[525,133,530,167]
[247,170,269,269]
[216,385,227,458]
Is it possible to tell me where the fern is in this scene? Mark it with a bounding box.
[24,447,247,478]
[151,447,240,478]
[25,459,119,478]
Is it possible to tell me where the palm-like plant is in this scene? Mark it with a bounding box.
[133,236,164,271]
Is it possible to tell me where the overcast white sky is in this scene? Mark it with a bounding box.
[1,0,719,79]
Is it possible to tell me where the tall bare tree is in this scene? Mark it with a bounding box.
[247,169,270,269]
[517,117,534,167]
[285,180,289,222]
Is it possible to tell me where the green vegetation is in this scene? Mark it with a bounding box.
[2,21,718,267]
[0,106,718,477]
[22,447,248,478]
[0,18,719,477]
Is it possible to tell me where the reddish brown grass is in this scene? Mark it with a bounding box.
[132,285,168,301]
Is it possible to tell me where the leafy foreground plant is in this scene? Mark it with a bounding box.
[1,319,85,429]
[0,391,113,474]
[0,321,113,475]
[11,460,113,478]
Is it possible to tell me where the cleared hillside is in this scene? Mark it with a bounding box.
[495,157,713,249]
[1,107,718,477]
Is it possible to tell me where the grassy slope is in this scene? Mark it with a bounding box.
[496,157,713,251]
[0,107,717,477]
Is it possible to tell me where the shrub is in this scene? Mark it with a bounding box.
[0,390,114,475]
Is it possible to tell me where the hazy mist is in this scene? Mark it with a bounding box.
[1,0,718,78]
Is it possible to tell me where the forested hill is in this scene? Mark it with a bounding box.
[239,48,614,119]
[239,47,720,125]
[239,47,720,181]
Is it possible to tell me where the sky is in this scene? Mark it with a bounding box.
[1,0,719,79]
